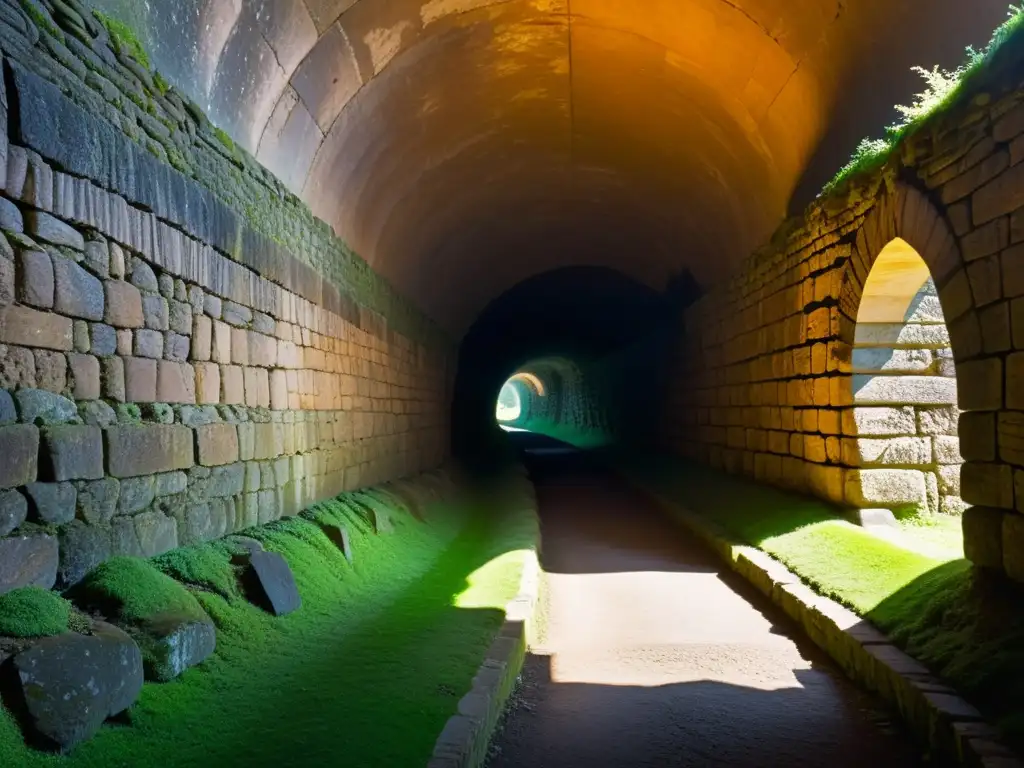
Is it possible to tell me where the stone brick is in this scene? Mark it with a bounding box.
[34,349,67,393]
[0,304,72,350]
[25,482,76,525]
[104,280,144,328]
[195,362,220,405]
[157,361,196,404]
[164,332,190,362]
[222,301,252,327]
[27,211,84,250]
[57,521,111,587]
[967,254,1002,306]
[90,323,116,356]
[53,256,104,321]
[169,300,192,335]
[73,320,89,353]
[979,301,1012,353]
[958,358,1003,410]
[934,435,964,464]
[0,534,58,595]
[212,320,231,363]
[204,294,222,319]
[841,406,915,436]
[75,478,120,524]
[962,462,1015,509]
[960,412,996,461]
[109,243,125,280]
[133,510,177,557]
[83,239,109,278]
[118,476,155,516]
[222,365,245,405]
[116,329,132,356]
[0,343,35,389]
[856,437,932,466]
[1007,353,1024,411]
[231,327,249,365]
[0,489,27,536]
[0,424,39,488]
[134,328,164,359]
[248,332,277,367]
[844,469,927,510]
[1003,512,1024,583]
[130,260,158,293]
[142,294,169,330]
[69,353,100,400]
[244,367,270,407]
[963,506,1004,570]
[16,249,53,308]
[102,356,125,402]
[270,369,288,411]
[852,375,956,405]
[42,425,104,481]
[124,357,157,402]
[191,315,212,361]
[105,425,194,478]
[196,423,239,467]
[962,216,1008,261]
[0,254,12,309]
[1002,243,1024,297]
[973,158,1024,225]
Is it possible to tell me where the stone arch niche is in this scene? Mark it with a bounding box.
[837,183,985,550]
[847,235,965,522]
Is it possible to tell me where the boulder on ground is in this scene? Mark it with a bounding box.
[136,612,216,683]
[10,620,143,752]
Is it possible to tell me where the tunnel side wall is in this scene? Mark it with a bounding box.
[664,52,1024,582]
[0,7,451,593]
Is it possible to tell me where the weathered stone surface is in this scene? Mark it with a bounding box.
[843,407,916,436]
[0,256,11,310]
[0,488,28,536]
[16,248,54,308]
[244,550,301,616]
[918,407,960,436]
[137,613,216,682]
[68,353,100,401]
[853,375,957,405]
[53,256,104,321]
[89,323,116,356]
[16,388,77,425]
[105,424,194,478]
[142,294,169,331]
[962,462,1015,509]
[34,349,67,393]
[83,240,109,278]
[0,388,15,424]
[132,510,178,556]
[134,328,164,359]
[0,304,72,350]
[42,425,104,481]
[196,423,239,467]
[118,476,156,516]
[164,332,190,362]
[964,506,1004,569]
[58,521,112,588]
[25,482,76,525]
[168,301,192,335]
[154,471,187,497]
[157,361,195,404]
[222,301,252,327]
[856,437,932,466]
[101,356,125,402]
[0,534,58,595]
[103,280,144,328]
[323,523,353,563]
[26,210,84,251]
[129,260,158,293]
[845,469,928,512]
[123,356,157,402]
[74,478,120,525]
[12,620,144,751]
[0,424,39,488]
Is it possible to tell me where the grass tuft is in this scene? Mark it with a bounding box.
[0,587,71,638]
[70,557,207,625]
[92,10,150,70]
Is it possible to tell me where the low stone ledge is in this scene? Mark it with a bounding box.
[626,478,1022,767]
[427,480,541,768]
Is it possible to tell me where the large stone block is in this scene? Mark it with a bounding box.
[243,550,300,616]
[25,481,76,525]
[964,507,1004,569]
[958,358,1004,410]
[962,461,1015,509]
[105,424,195,478]
[53,255,104,321]
[17,248,54,308]
[855,437,932,466]
[157,361,195,404]
[852,375,957,405]
[57,521,112,588]
[42,425,104,481]
[0,304,72,350]
[103,280,144,328]
[68,353,101,401]
[842,406,916,436]
[195,362,220,405]
[845,469,927,510]
[0,534,58,595]
[75,478,120,525]
[0,489,27,536]
[0,424,39,488]
[195,423,239,467]
[12,620,143,751]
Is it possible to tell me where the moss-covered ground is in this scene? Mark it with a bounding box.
[614,452,1024,751]
[0,588,72,638]
[0,474,537,767]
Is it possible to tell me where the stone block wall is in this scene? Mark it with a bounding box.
[0,4,451,594]
[661,51,1024,583]
[850,278,965,517]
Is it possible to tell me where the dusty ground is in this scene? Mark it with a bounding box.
[487,444,924,767]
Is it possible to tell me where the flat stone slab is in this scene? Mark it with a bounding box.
[11,620,143,752]
[0,534,58,595]
[244,551,301,616]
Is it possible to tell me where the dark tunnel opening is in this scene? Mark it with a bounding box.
[450,266,701,470]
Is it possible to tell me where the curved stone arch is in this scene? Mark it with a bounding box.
[836,181,981,518]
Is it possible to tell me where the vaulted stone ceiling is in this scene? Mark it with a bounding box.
[94,0,1007,331]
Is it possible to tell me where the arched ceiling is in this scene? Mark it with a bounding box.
[94,0,1008,332]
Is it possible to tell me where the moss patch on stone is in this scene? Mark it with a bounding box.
[0,472,536,766]
[92,10,150,69]
[151,543,240,600]
[0,587,71,638]
[70,557,207,625]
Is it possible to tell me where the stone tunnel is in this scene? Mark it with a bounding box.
[3,0,1024,764]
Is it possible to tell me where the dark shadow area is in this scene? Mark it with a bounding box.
[488,655,923,768]
[451,266,700,473]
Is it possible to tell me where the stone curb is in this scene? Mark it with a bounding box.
[427,501,542,768]
[623,478,1022,768]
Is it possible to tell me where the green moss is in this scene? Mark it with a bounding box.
[820,4,1024,197]
[21,1,64,42]
[93,10,150,70]
[71,557,207,624]
[0,587,71,638]
[153,71,170,96]
[151,543,240,600]
[0,475,537,767]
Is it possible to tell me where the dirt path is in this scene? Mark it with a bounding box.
[487,449,924,767]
